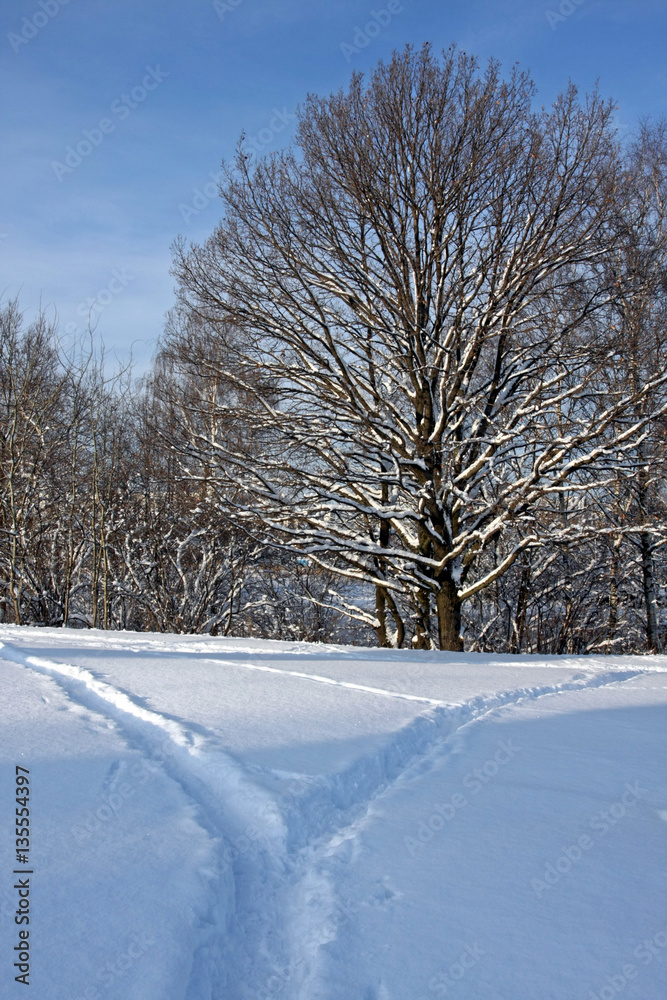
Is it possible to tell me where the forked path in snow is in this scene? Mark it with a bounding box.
[0,633,663,1000]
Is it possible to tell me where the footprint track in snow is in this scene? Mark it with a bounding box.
[0,638,650,1000]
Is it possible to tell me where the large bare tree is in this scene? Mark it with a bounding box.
[174,47,667,649]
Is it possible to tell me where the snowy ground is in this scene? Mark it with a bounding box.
[1,625,666,1000]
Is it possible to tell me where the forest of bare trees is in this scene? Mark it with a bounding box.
[2,45,666,652]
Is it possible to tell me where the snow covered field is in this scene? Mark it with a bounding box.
[1,625,666,1000]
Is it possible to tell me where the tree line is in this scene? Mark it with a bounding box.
[3,44,666,652]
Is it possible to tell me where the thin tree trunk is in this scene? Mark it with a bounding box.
[606,535,621,654]
[640,530,661,652]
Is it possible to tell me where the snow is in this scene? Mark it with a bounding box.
[1,625,666,999]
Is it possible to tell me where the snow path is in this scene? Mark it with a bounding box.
[318,674,667,999]
[0,655,221,1000]
[0,636,655,999]
[0,640,288,998]
[275,671,660,998]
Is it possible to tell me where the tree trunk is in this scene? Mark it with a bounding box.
[436,578,463,651]
[375,585,391,648]
[606,534,621,654]
[510,563,530,654]
[412,586,433,649]
[640,530,662,653]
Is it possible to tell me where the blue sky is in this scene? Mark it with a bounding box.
[1,0,665,369]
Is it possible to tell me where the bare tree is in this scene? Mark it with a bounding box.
[0,301,70,623]
[602,121,667,651]
[172,44,667,650]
